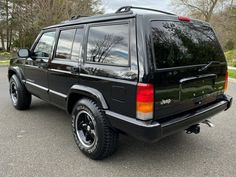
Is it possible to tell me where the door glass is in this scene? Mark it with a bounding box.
[55,29,76,59]
[87,24,129,66]
[71,28,84,61]
[33,31,56,58]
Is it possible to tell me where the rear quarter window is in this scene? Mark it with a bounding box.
[151,21,225,69]
[86,23,129,66]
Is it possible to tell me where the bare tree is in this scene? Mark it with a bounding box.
[171,0,236,50]
[0,0,103,50]
[211,5,236,49]
[171,0,222,22]
[230,0,234,9]
[0,24,5,50]
[89,34,123,63]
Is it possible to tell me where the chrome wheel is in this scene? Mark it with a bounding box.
[75,110,97,148]
[10,82,18,105]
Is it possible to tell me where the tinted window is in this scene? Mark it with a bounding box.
[87,24,129,66]
[151,21,225,68]
[55,29,76,59]
[33,31,56,58]
[71,28,84,61]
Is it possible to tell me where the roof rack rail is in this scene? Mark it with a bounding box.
[70,15,88,20]
[115,6,176,16]
[60,15,88,24]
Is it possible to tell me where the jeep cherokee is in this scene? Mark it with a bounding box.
[8,6,233,160]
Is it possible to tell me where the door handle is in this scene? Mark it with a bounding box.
[39,62,48,69]
[71,66,80,73]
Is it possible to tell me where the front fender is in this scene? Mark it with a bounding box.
[8,66,25,82]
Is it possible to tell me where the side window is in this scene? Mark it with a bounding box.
[33,31,56,58]
[55,29,76,59]
[86,23,129,66]
[71,28,84,61]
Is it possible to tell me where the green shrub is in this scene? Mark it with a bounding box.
[225,50,236,60]
[0,51,11,57]
[228,69,236,79]
[225,40,235,51]
[0,51,15,60]
[225,50,236,66]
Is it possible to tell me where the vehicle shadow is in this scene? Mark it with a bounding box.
[26,97,207,167]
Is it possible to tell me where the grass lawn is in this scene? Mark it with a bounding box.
[0,60,9,66]
[228,69,236,79]
[225,50,236,67]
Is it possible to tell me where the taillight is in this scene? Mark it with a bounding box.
[136,83,154,120]
[224,71,228,92]
[178,16,190,22]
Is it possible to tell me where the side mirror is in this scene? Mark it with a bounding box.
[18,48,30,58]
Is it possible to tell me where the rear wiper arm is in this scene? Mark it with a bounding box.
[198,61,221,72]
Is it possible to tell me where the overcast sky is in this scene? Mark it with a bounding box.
[101,0,173,13]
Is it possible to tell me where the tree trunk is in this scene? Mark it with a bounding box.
[206,0,218,22]
[5,0,10,51]
[9,28,13,50]
[230,0,234,9]
[9,0,16,51]
[19,31,22,48]
[0,29,5,50]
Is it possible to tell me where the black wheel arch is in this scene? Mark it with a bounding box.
[8,66,25,82]
[67,85,108,114]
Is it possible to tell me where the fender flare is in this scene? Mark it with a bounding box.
[8,66,25,82]
[67,85,108,113]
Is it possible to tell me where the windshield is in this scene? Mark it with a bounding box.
[151,21,225,69]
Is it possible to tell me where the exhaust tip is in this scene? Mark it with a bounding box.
[202,120,215,128]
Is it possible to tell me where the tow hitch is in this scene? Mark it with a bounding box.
[185,120,215,134]
[185,124,200,134]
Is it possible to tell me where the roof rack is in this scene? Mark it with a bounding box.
[60,15,88,24]
[115,6,176,16]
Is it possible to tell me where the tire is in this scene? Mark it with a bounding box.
[72,98,119,160]
[9,75,32,110]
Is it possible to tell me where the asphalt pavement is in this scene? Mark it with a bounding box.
[0,66,236,177]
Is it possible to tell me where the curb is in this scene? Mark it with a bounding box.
[0,60,9,67]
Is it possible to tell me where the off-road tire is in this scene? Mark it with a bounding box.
[72,98,119,160]
[9,75,32,110]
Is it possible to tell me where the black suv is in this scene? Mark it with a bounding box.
[8,6,232,159]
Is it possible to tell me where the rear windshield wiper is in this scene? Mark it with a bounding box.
[198,61,221,72]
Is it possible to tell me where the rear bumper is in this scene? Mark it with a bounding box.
[106,95,233,142]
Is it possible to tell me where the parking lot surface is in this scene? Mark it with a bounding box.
[0,66,235,177]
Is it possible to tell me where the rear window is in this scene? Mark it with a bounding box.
[151,21,225,69]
